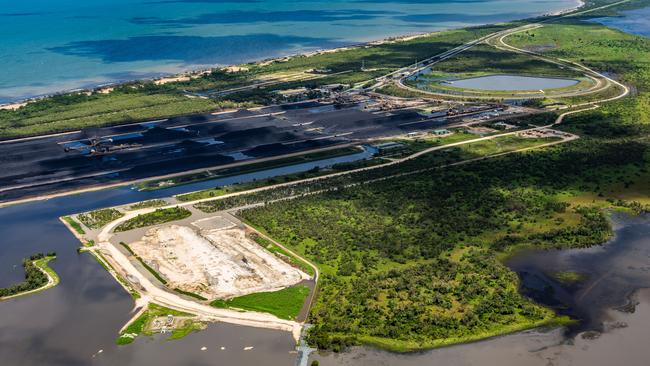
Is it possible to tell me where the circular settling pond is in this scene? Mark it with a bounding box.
[444,74,579,91]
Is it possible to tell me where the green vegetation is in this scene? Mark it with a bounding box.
[223,9,650,350]
[210,285,310,320]
[552,271,588,285]
[191,134,563,214]
[173,288,208,301]
[77,208,124,229]
[117,303,204,345]
[0,253,57,298]
[62,216,85,235]
[128,199,168,210]
[457,135,562,156]
[0,89,218,139]
[114,207,191,232]
[250,232,315,276]
[174,158,383,203]
[434,44,581,78]
[406,42,596,99]
[119,242,168,285]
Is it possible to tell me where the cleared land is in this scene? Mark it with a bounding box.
[128,222,308,299]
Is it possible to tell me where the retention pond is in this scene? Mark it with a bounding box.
[444,74,579,91]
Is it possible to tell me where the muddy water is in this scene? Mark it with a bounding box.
[0,149,373,366]
[310,213,650,366]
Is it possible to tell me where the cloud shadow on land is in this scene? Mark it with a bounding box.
[47,34,347,64]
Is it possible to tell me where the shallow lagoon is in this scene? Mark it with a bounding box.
[445,74,579,91]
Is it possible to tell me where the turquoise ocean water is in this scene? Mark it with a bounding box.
[0,0,580,103]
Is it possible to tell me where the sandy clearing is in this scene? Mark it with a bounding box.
[95,210,303,341]
[131,224,307,299]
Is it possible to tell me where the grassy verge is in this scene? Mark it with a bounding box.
[173,288,207,301]
[119,242,168,285]
[353,314,574,352]
[62,216,85,235]
[210,285,310,320]
[114,207,191,232]
[0,91,218,139]
[34,256,60,286]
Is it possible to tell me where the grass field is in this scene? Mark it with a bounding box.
[0,91,217,139]
[210,285,310,320]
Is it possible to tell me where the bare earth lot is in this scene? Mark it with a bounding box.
[130,218,308,299]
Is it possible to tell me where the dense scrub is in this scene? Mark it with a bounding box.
[77,208,124,229]
[114,207,191,232]
[235,14,650,350]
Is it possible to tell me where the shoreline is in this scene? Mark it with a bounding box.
[0,0,585,110]
[0,256,60,301]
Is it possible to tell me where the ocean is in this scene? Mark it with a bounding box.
[0,0,581,104]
